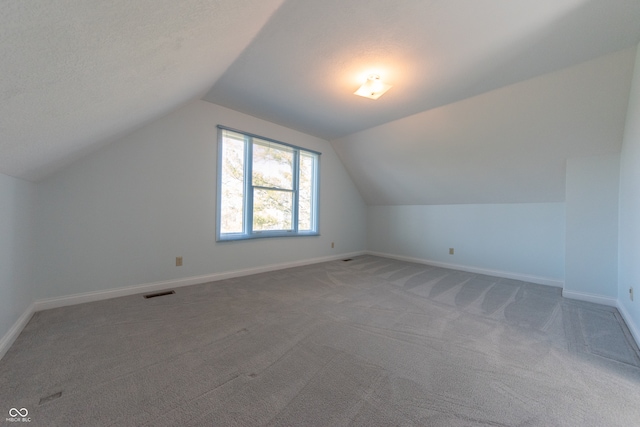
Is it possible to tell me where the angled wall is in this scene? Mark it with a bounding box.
[33,100,367,300]
[332,49,634,206]
[563,154,620,304]
[0,173,37,354]
[368,203,565,285]
[618,42,640,343]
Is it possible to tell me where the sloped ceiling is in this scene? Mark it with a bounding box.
[204,0,640,140]
[203,0,640,205]
[332,49,636,205]
[2,0,640,207]
[0,0,285,181]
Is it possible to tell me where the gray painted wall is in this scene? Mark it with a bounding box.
[3,46,640,351]
[368,203,565,283]
[619,42,640,341]
[331,49,634,206]
[34,101,367,299]
[0,173,37,341]
[565,154,620,299]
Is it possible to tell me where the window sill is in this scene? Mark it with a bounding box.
[217,231,320,242]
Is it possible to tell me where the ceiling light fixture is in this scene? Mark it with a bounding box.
[354,74,391,100]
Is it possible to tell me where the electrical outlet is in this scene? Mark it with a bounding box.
[176,256,183,267]
[331,242,334,248]
[630,287,634,301]
[449,248,454,255]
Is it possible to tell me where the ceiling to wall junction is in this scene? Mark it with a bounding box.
[204,0,640,141]
[0,0,286,181]
[2,0,640,207]
[331,49,636,205]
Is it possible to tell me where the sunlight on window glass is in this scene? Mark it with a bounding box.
[253,188,293,231]
[217,126,320,240]
[252,140,294,190]
[220,131,245,234]
[298,152,315,231]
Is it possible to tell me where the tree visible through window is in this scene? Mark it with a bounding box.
[217,127,320,240]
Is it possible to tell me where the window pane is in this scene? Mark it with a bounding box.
[298,152,315,231]
[253,188,293,231]
[220,131,245,234]
[217,126,320,241]
[252,140,294,190]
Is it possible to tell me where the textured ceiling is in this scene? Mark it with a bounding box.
[332,49,636,205]
[204,0,640,140]
[0,0,285,181]
[3,0,640,191]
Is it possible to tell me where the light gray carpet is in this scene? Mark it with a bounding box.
[1,255,640,426]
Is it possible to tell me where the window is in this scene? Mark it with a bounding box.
[217,126,320,241]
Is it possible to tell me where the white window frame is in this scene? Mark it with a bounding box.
[216,125,320,241]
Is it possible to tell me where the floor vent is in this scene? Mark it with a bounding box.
[144,290,175,299]
[343,259,353,262]
[39,391,62,405]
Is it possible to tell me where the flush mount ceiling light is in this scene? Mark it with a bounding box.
[354,74,392,100]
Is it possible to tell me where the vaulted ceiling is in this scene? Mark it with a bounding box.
[332,49,636,205]
[204,0,640,140]
[0,0,286,181]
[2,0,640,206]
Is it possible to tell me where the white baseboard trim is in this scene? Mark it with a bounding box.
[1,251,365,361]
[0,303,36,361]
[616,303,640,349]
[561,290,618,307]
[4,250,639,358]
[366,251,564,288]
[34,251,366,312]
